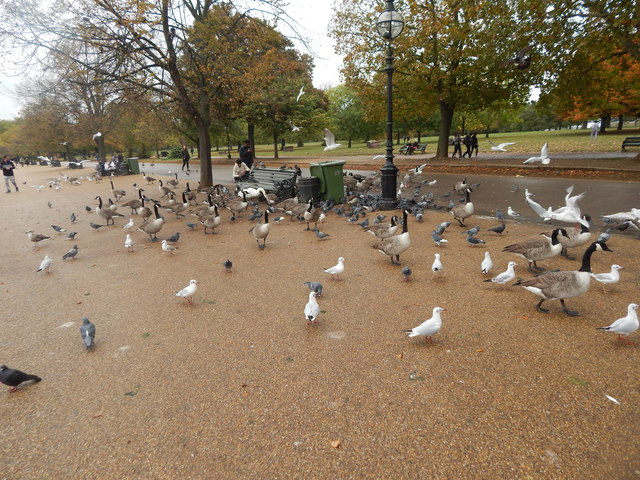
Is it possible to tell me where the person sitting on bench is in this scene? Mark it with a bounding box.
[233,158,251,182]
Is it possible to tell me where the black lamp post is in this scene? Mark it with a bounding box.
[376,0,404,210]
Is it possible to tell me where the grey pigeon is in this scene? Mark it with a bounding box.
[186,222,198,230]
[374,215,386,224]
[495,209,505,220]
[488,223,506,235]
[63,245,78,260]
[462,226,480,236]
[223,259,232,272]
[304,281,323,296]
[47,201,53,209]
[80,317,96,349]
[466,235,486,246]
[0,365,42,392]
[66,232,78,240]
[358,218,370,229]
[401,266,412,281]
[89,223,107,230]
[315,229,331,240]
[70,213,77,223]
[51,224,66,233]
[431,231,448,247]
[597,230,611,243]
[166,232,180,243]
[85,205,93,213]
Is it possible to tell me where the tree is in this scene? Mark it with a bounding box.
[326,85,372,148]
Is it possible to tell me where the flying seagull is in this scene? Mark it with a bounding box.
[523,143,550,164]
[323,128,342,151]
[296,85,305,102]
[488,141,516,152]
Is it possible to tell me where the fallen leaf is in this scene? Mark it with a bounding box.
[476,348,484,353]
[396,353,403,359]
[522,314,529,320]
[330,440,341,449]
[92,412,103,418]
[76,301,83,305]
[89,264,96,268]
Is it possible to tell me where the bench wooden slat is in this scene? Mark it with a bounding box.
[238,167,298,201]
[622,136,640,151]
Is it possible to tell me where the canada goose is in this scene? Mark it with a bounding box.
[453,178,468,193]
[450,188,474,226]
[201,205,221,234]
[304,291,321,325]
[597,303,638,344]
[502,228,567,273]
[558,214,592,259]
[136,195,152,222]
[168,192,189,219]
[303,198,320,231]
[158,180,174,198]
[226,191,249,217]
[513,241,612,316]
[121,189,144,214]
[273,196,299,212]
[110,180,126,201]
[95,196,122,225]
[192,193,217,219]
[107,197,119,213]
[167,173,179,187]
[249,210,271,249]
[366,215,399,239]
[142,172,156,184]
[373,210,410,265]
[184,183,197,205]
[403,307,444,342]
[591,264,623,293]
[138,203,164,241]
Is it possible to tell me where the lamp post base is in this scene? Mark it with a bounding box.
[379,162,399,211]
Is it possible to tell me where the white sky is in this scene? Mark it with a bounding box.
[0,1,344,121]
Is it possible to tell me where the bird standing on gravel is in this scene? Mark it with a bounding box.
[63,245,78,260]
[403,307,444,343]
[304,291,321,325]
[80,317,96,349]
[481,252,493,275]
[597,303,638,345]
[324,257,345,279]
[176,279,198,304]
[0,365,42,392]
[37,255,52,273]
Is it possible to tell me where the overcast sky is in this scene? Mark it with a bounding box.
[0,1,343,121]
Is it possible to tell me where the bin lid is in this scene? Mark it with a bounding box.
[309,160,346,167]
[127,157,140,160]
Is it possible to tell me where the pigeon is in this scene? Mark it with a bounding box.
[431,231,448,247]
[523,143,550,164]
[466,235,486,246]
[80,317,96,349]
[70,213,77,223]
[122,218,134,230]
[186,222,198,230]
[507,206,521,218]
[502,46,532,70]
[403,307,444,342]
[462,226,480,236]
[124,234,134,252]
[296,85,305,102]
[495,209,505,220]
[63,245,78,260]
[47,201,52,208]
[315,229,331,240]
[304,291,321,325]
[597,230,611,243]
[223,259,233,272]
[89,223,107,230]
[488,223,506,235]
[431,253,443,276]
[37,255,53,273]
[65,231,78,240]
[166,232,180,243]
[323,128,342,151]
[176,279,198,304]
[161,240,177,255]
[324,257,345,279]
[51,224,66,233]
[0,365,42,392]
[481,252,493,274]
[488,141,516,152]
[85,205,93,213]
[401,266,412,281]
[484,262,517,284]
[591,264,623,293]
[304,281,323,296]
[597,303,638,345]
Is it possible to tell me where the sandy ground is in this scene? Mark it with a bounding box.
[0,165,639,479]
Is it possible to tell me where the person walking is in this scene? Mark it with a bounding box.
[452,133,462,158]
[181,144,191,172]
[471,132,479,156]
[590,122,599,140]
[1,156,19,193]
[239,139,253,170]
[462,133,472,158]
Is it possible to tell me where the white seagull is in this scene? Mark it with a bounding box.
[324,257,345,279]
[431,253,443,277]
[507,206,521,218]
[296,85,305,102]
[481,251,493,274]
[124,234,134,252]
[176,279,198,304]
[591,264,623,293]
[36,255,53,273]
[597,303,639,344]
[290,122,301,132]
[484,262,517,285]
[122,218,134,230]
[523,143,550,164]
[488,141,515,152]
[323,128,342,151]
[403,307,444,342]
[304,291,321,325]
[161,239,177,255]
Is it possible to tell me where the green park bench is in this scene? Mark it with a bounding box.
[399,143,427,155]
[237,167,298,201]
[621,136,640,151]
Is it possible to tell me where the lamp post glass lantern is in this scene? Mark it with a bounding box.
[376,0,404,210]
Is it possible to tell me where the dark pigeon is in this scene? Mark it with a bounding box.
[223,259,232,272]
[80,317,96,349]
[166,232,180,243]
[401,266,412,281]
[488,223,506,235]
[63,245,78,260]
[0,365,42,392]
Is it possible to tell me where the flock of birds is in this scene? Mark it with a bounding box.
[3,162,640,393]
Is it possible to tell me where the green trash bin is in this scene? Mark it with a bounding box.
[126,157,140,175]
[309,160,345,202]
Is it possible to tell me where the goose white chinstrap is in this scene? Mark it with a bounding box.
[403,307,444,343]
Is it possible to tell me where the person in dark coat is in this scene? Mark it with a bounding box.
[471,132,479,156]
[239,139,253,169]
[181,145,190,172]
[452,133,462,158]
[462,133,472,158]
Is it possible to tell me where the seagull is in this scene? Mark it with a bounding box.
[523,143,550,164]
[51,224,66,233]
[323,128,342,151]
[36,255,53,273]
[484,262,517,285]
[597,303,638,345]
[26,230,50,248]
[403,307,444,343]
[304,281,323,296]
[122,218,134,230]
[481,252,493,274]
[92,131,102,141]
[80,317,96,349]
[507,206,521,218]
[63,245,78,260]
[223,259,233,272]
[161,239,177,255]
[401,266,412,281]
[290,122,301,132]
[488,141,516,152]
[296,85,305,102]
[176,279,198,304]
[304,291,321,325]
[431,253,443,277]
[324,257,345,279]
[591,264,623,293]
[0,365,42,392]
[124,234,134,252]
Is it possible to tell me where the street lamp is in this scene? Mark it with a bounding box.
[376,0,404,210]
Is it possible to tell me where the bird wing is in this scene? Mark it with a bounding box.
[498,142,516,148]
[540,143,549,159]
[323,129,336,146]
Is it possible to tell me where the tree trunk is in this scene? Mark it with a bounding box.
[348,138,352,148]
[197,120,212,187]
[248,124,255,160]
[417,130,421,142]
[297,140,303,147]
[617,114,624,130]
[273,133,279,159]
[95,137,106,162]
[437,100,454,158]
[600,115,609,133]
